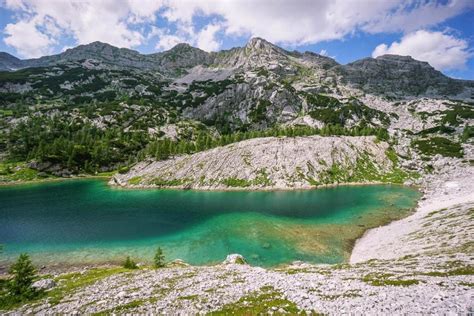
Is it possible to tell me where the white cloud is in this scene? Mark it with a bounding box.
[2,0,473,58]
[153,28,186,51]
[149,20,221,52]
[160,0,474,45]
[196,23,221,52]
[363,0,474,34]
[372,30,472,71]
[4,18,54,57]
[2,0,155,57]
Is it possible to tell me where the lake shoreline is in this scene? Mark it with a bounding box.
[0,172,420,192]
[0,179,420,275]
[110,179,417,192]
[0,174,112,187]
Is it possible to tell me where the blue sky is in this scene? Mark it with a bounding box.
[0,0,473,79]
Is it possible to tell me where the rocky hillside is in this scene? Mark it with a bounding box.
[0,37,472,180]
[111,136,411,190]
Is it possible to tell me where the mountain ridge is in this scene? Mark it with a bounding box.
[0,37,467,82]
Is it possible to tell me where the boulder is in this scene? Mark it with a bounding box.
[167,259,190,268]
[222,254,247,265]
[32,278,56,291]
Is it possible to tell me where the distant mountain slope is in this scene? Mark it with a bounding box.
[336,54,467,96]
[1,37,470,98]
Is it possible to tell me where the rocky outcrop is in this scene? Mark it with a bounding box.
[336,54,466,96]
[110,136,405,190]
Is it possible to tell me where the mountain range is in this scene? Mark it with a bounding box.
[1,37,472,95]
[0,37,472,178]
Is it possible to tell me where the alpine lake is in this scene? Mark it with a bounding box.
[0,179,420,268]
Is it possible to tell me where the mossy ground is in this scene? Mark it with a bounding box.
[361,273,420,287]
[208,286,304,315]
[0,267,129,311]
[0,162,51,183]
[411,137,463,158]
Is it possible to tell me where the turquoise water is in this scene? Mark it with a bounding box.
[0,179,420,267]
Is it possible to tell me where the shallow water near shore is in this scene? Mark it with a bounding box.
[0,179,420,268]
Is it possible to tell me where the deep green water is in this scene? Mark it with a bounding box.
[0,179,420,267]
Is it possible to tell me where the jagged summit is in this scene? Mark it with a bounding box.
[246,37,278,49]
[244,37,287,55]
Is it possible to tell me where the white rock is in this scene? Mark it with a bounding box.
[222,254,247,265]
[32,279,56,290]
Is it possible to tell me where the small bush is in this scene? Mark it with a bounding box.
[0,253,42,310]
[221,177,252,187]
[122,256,138,269]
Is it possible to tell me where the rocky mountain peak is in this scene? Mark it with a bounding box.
[61,41,139,57]
[246,37,272,49]
[244,37,286,54]
[214,36,289,69]
[169,43,193,52]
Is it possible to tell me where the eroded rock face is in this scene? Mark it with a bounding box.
[111,135,402,190]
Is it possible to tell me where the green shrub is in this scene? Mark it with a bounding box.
[412,137,463,158]
[221,177,252,187]
[128,176,142,185]
[122,256,138,269]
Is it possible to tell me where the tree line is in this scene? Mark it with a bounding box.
[4,114,389,173]
[144,125,390,161]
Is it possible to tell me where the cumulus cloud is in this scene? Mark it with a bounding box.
[1,0,473,58]
[196,23,221,52]
[4,18,55,57]
[2,0,156,57]
[152,27,186,51]
[372,30,472,71]
[160,0,474,45]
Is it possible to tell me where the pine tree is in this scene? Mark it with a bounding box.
[154,247,165,268]
[8,253,37,298]
[122,256,138,269]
